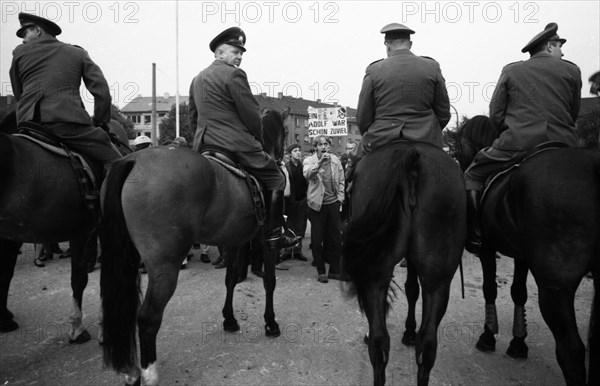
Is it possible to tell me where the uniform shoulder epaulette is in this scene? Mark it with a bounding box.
[561,59,579,67]
[503,60,522,68]
[368,58,384,67]
[70,44,84,49]
[420,55,437,61]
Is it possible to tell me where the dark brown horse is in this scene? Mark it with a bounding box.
[449,115,599,385]
[100,109,287,385]
[0,110,129,341]
[342,140,466,386]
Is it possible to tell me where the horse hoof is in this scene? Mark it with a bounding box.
[223,319,240,332]
[69,329,91,344]
[401,330,416,346]
[475,333,496,352]
[0,318,19,333]
[265,323,280,337]
[506,338,528,359]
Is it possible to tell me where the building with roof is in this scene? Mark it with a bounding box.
[121,94,189,140]
[120,92,360,155]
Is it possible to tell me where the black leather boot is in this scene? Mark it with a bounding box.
[265,190,299,250]
[466,189,482,255]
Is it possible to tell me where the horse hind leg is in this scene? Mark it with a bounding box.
[402,260,419,346]
[476,246,499,352]
[222,246,241,332]
[506,258,529,359]
[0,239,22,332]
[538,286,586,385]
[362,277,392,386]
[589,269,600,385]
[416,283,452,386]
[67,237,91,344]
[138,263,181,386]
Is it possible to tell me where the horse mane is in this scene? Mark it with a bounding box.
[342,146,420,315]
[261,108,286,162]
[447,115,497,171]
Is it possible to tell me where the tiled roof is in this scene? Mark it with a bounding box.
[121,96,189,113]
[121,94,356,117]
[255,94,357,118]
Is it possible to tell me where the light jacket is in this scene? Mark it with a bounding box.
[302,153,345,212]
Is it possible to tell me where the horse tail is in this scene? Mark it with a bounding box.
[100,158,140,373]
[590,159,600,384]
[342,147,420,313]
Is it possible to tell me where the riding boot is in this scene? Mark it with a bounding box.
[466,189,482,255]
[265,190,299,250]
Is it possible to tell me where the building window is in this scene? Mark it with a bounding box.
[130,115,141,123]
[158,113,165,118]
[144,132,151,138]
[144,115,151,124]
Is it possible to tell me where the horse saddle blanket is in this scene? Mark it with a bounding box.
[200,146,266,225]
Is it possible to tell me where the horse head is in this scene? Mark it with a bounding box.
[261,107,288,162]
[448,115,498,171]
[589,71,600,97]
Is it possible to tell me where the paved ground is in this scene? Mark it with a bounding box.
[0,234,594,386]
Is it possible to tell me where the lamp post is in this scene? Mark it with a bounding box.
[450,104,460,130]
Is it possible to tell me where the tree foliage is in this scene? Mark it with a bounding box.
[110,104,136,139]
[158,103,194,145]
[576,110,600,149]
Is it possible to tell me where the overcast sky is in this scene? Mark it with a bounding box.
[1,1,599,127]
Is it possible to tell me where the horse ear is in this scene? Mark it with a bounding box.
[281,106,291,121]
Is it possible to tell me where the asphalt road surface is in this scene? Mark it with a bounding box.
[0,235,593,386]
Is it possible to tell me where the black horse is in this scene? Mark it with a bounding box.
[449,116,599,385]
[343,140,466,386]
[0,110,129,341]
[100,109,289,385]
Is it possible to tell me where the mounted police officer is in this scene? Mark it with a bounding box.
[464,23,582,254]
[356,23,451,154]
[9,13,121,168]
[189,27,297,249]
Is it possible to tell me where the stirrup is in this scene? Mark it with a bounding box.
[465,236,481,255]
[267,228,299,250]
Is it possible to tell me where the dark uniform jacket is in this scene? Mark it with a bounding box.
[189,60,263,152]
[489,51,582,151]
[357,49,450,152]
[10,36,111,125]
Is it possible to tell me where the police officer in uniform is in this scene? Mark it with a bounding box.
[189,27,297,249]
[356,23,451,154]
[464,23,581,253]
[10,13,121,167]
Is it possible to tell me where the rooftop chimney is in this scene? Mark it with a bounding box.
[277,92,283,99]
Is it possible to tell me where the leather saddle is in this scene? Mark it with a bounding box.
[15,121,109,212]
[479,141,569,256]
[198,144,266,226]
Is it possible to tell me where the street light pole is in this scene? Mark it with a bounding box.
[450,104,459,130]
